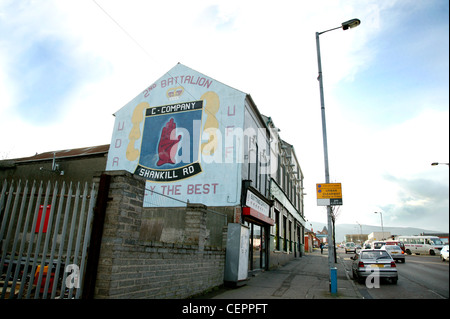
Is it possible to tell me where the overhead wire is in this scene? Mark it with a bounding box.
[91,0,198,100]
[91,0,255,156]
[91,0,155,63]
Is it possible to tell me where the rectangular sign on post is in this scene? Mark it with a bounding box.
[316,183,342,206]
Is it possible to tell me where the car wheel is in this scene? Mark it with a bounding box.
[442,256,445,262]
[430,250,435,256]
[406,249,411,255]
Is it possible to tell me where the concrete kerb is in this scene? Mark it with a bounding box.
[336,251,364,299]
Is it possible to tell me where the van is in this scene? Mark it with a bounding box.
[397,236,444,255]
[345,242,356,254]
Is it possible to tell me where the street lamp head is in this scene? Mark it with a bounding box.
[342,19,361,30]
[431,162,439,166]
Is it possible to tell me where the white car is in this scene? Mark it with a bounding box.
[440,245,449,262]
[382,244,405,263]
[351,249,398,284]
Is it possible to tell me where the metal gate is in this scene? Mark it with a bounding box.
[0,179,97,299]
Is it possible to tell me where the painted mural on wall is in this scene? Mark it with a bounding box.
[106,64,246,207]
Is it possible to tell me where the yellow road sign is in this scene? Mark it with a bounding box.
[316,183,342,206]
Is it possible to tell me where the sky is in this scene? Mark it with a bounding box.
[0,0,448,232]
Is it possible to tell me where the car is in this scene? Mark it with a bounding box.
[351,249,398,284]
[381,244,405,263]
[440,245,449,262]
[385,240,406,253]
[345,242,356,254]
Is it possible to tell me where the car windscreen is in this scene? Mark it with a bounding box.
[360,251,391,260]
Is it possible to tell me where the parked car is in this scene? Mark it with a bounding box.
[441,245,449,262]
[381,244,405,263]
[345,242,356,254]
[351,249,398,284]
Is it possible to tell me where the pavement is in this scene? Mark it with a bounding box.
[198,248,363,299]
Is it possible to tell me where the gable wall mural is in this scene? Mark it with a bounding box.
[106,64,248,207]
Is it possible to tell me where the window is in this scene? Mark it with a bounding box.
[274,210,280,250]
[277,155,281,184]
[283,216,287,252]
[289,220,292,252]
[255,144,259,188]
[257,149,261,190]
[430,238,443,245]
[361,251,390,260]
[248,143,265,193]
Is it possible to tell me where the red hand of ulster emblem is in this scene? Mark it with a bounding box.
[157,118,182,166]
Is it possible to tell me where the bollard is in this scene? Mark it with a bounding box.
[330,267,337,294]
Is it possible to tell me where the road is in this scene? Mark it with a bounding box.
[339,249,449,299]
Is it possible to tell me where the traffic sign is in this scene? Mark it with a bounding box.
[316,183,342,206]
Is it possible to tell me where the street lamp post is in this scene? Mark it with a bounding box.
[315,18,360,273]
[374,211,384,239]
[356,221,362,244]
[356,221,362,235]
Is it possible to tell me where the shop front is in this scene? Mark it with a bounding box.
[242,186,274,272]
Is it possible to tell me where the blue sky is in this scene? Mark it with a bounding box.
[337,2,449,128]
[0,0,448,232]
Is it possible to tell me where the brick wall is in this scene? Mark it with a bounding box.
[94,171,226,299]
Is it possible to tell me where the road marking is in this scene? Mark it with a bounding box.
[406,259,448,266]
[428,289,446,299]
